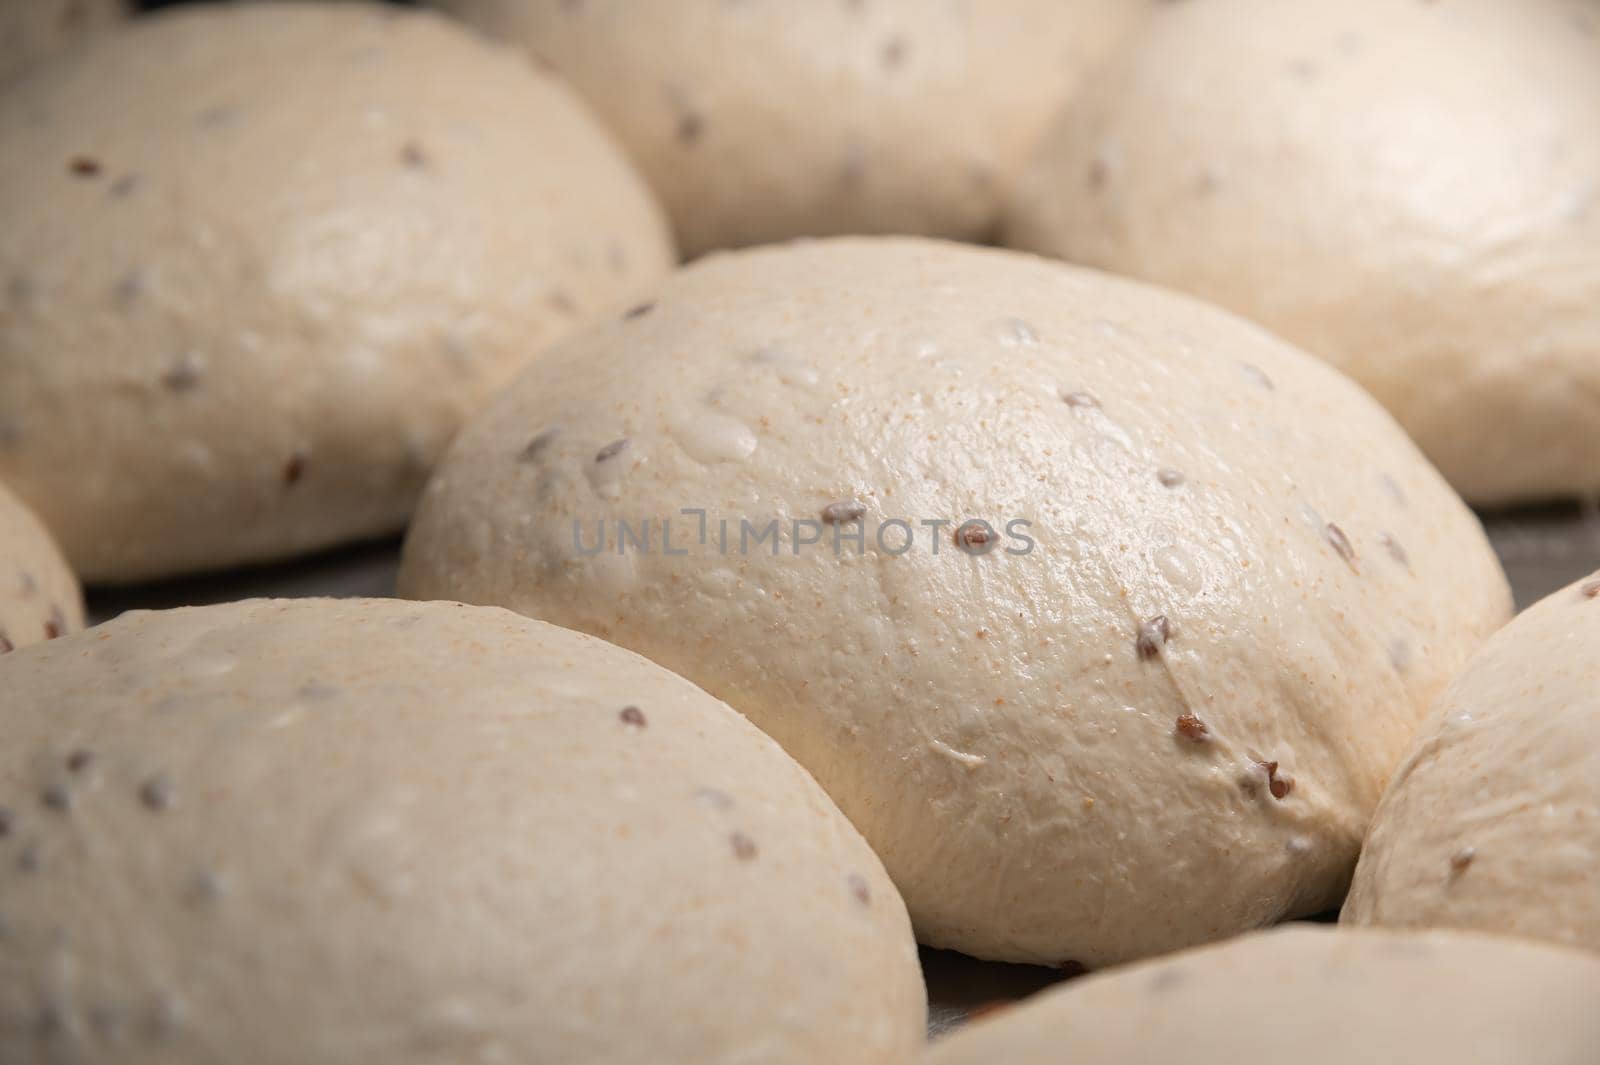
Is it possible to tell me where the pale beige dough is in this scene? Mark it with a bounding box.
[0,2,674,583]
[1005,0,1600,505]
[0,597,924,1065]
[0,479,82,651]
[1344,570,1600,952]
[399,237,1511,965]
[428,0,1149,257]
[0,0,123,80]
[925,925,1600,1065]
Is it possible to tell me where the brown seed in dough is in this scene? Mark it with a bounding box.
[1325,522,1358,570]
[1136,616,1171,659]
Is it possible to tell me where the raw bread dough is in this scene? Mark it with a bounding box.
[1005,0,1600,505]
[0,2,674,582]
[0,479,82,652]
[430,0,1149,255]
[0,597,924,1065]
[400,237,1511,964]
[1345,570,1600,952]
[925,925,1600,1065]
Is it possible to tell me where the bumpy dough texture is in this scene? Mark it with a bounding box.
[1345,571,1600,951]
[0,2,674,583]
[1004,0,1600,505]
[0,479,82,651]
[925,925,1600,1065]
[400,238,1511,964]
[430,0,1148,256]
[0,0,123,80]
[0,598,924,1065]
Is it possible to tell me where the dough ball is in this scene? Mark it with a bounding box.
[0,0,123,80]
[925,926,1600,1065]
[429,0,1149,256]
[399,237,1511,965]
[0,479,82,652]
[0,2,674,583]
[1345,570,1600,952]
[1004,0,1600,505]
[0,598,924,1065]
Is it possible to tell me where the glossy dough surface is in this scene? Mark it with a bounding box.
[1005,0,1600,504]
[432,0,1148,255]
[0,2,673,582]
[0,480,82,652]
[925,926,1600,1065]
[0,598,924,1065]
[1345,571,1600,951]
[400,237,1510,964]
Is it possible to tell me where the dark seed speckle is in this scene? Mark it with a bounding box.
[879,35,908,68]
[1136,615,1171,659]
[595,438,629,463]
[519,428,558,461]
[41,784,71,812]
[69,156,102,178]
[161,354,204,393]
[729,831,757,861]
[139,775,175,812]
[1061,390,1100,409]
[1254,760,1294,800]
[1240,363,1274,391]
[1378,532,1409,566]
[847,872,871,905]
[619,705,647,728]
[677,111,705,144]
[1324,522,1358,571]
[1157,468,1186,488]
[283,453,308,487]
[1087,158,1108,191]
[954,523,993,552]
[821,500,865,524]
[623,301,654,320]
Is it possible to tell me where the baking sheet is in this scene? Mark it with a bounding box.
[83,505,1600,1035]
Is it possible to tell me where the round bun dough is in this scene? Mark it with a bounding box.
[924,926,1600,1065]
[1004,0,1600,505]
[0,479,82,652]
[0,0,123,80]
[1345,571,1600,951]
[0,598,924,1065]
[430,0,1149,256]
[399,237,1511,965]
[0,2,674,583]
